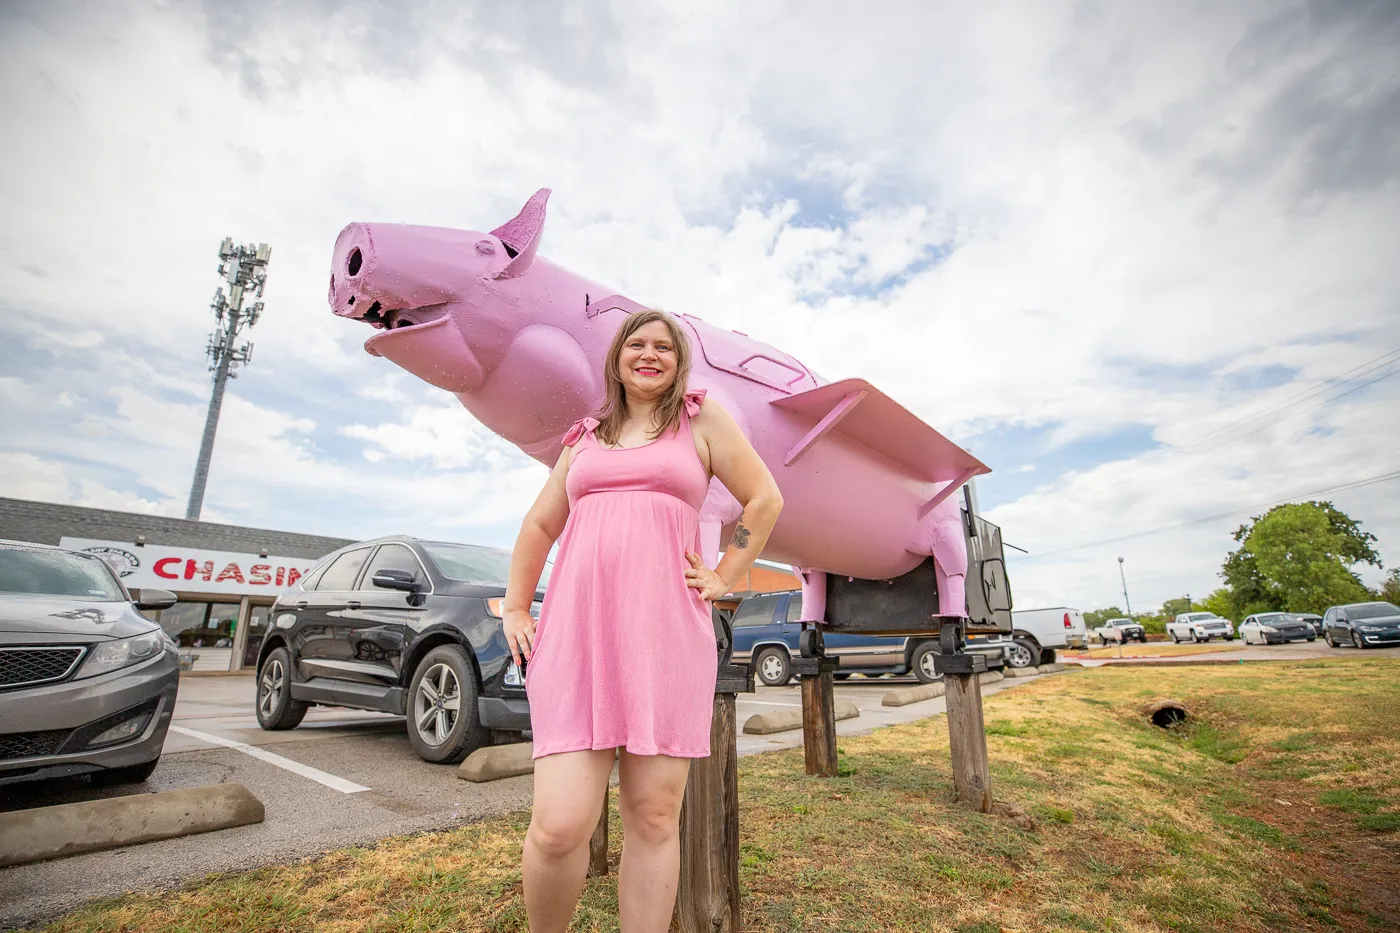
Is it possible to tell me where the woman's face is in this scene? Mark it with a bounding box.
[617,320,679,398]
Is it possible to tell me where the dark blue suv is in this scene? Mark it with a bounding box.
[729,590,957,686]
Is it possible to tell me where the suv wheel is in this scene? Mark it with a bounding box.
[1007,638,1040,669]
[754,647,792,687]
[256,647,308,731]
[911,641,943,684]
[408,645,488,764]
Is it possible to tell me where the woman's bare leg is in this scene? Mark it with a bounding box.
[616,751,692,932]
[524,748,616,932]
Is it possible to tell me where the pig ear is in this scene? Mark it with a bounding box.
[491,188,550,279]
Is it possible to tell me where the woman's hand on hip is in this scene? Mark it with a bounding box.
[684,551,729,601]
[502,609,537,666]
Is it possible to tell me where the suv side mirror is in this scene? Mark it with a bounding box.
[136,588,179,610]
[372,569,420,593]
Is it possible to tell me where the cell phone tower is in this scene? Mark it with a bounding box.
[185,238,271,520]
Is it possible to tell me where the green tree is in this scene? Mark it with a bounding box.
[1221,501,1380,615]
[1201,587,1239,621]
[1379,568,1400,605]
[1084,607,1126,627]
[1160,596,1193,618]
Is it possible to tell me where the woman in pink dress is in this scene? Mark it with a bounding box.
[500,308,783,931]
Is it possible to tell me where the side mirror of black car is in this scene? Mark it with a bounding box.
[372,569,420,592]
[1335,613,1348,623]
[136,588,179,610]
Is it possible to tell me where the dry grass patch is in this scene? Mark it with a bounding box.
[1072,642,1244,659]
[29,658,1399,933]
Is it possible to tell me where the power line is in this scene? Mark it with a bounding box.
[1008,469,1400,561]
[1180,364,1400,460]
[1179,346,1400,451]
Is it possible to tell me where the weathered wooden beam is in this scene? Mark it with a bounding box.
[588,792,608,877]
[672,689,741,933]
[792,656,841,777]
[944,671,993,812]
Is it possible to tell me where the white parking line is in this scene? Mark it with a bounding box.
[168,725,371,794]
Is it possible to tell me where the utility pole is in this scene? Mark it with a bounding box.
[1117,556,1133,618]
[185,239,271,520]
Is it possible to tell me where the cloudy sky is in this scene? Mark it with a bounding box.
[1,0,1396,612]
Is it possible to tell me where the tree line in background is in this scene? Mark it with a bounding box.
[1084,501,1397,634]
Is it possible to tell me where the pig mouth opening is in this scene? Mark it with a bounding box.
[351,301,449,332]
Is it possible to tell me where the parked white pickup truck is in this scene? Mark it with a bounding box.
[1167,611,1235,643]
[1007,607,1087,668]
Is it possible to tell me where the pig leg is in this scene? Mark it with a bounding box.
[913,494,969,617]
[791,567,827,623]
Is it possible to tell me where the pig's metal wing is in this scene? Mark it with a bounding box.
[771,378,989,515]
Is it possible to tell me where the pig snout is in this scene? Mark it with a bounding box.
[327,222,472,325]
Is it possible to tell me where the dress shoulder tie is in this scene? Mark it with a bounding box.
[562,416,600,447]
[684,388,707,418]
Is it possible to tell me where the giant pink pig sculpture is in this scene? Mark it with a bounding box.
[328,190,988,625]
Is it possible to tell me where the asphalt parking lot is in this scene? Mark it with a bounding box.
[5,644,1393,929]
[1,668,1022,928]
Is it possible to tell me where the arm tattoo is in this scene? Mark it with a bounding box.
[730,523,752,549]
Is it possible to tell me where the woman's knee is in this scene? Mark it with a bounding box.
[619,796,682,846]
[528,808,597,859]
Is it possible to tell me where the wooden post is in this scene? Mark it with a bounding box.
[672,664,751,933]
[792,656,840,777]
[588,792,609,877]
[944,669,992,813]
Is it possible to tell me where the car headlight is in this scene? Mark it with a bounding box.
[76,631,169,679]
[1357,624,1382,633]
[1259,625,1277,633]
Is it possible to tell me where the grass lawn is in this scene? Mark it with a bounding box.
[1069,643,1245,659]
[30,658,1399,933]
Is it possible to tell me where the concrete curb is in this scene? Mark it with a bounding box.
[743,700,860,735]
[459,742,535,782]
[980,670,1005,685]
[0,783,264,868]
[1004,662,1068,678]
[882,681,947,707]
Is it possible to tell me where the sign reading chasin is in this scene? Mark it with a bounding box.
[59,537,319,597]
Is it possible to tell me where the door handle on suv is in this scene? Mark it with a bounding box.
[345,600,362,610]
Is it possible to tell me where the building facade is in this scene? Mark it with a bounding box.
[1,498,354,673]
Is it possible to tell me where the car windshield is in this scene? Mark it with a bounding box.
[0,547,126,600]
[1256,613,1289,623]
[1188,613,1219,622]
[421,542,551,589]
[1347,603,1400,621]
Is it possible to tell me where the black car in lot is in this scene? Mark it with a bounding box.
[1321,601,1400,649]
[255,536,547,764]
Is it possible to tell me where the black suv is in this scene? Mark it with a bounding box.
[255,536,546,763]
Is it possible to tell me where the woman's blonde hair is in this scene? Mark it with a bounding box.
[595,309,693,447]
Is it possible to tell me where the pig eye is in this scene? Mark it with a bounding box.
[475,240,496,255]
[347,248,363,276]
